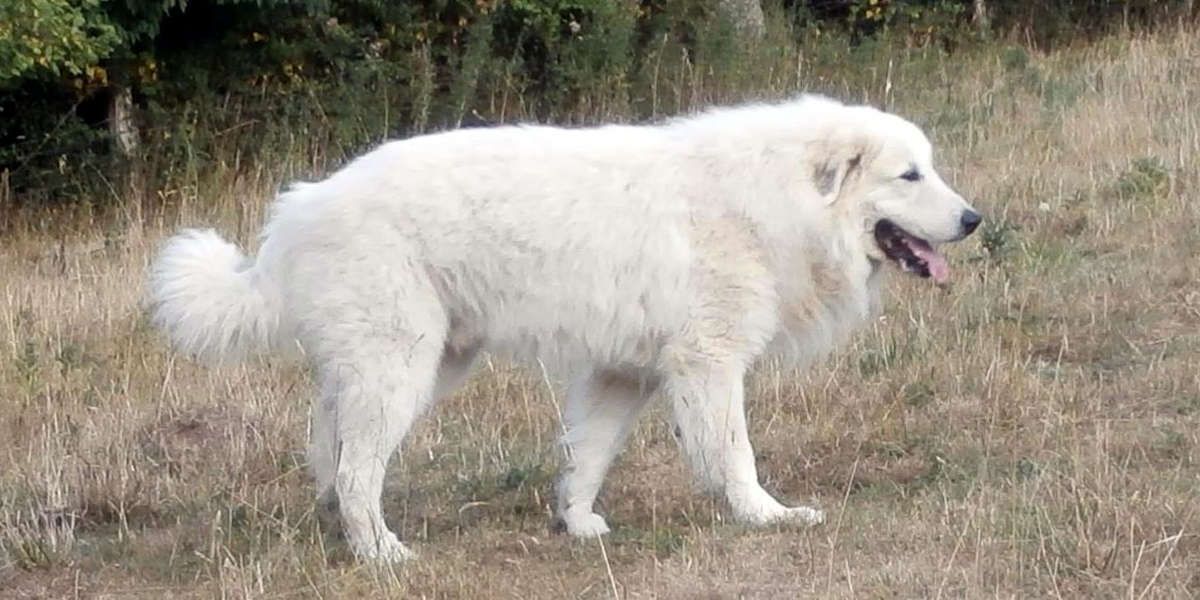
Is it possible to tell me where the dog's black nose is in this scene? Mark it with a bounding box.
[960,210,982,236]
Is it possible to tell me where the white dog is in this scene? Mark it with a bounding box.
[148,95,981,562]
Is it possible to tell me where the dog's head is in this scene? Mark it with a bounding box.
[812,104,981,284]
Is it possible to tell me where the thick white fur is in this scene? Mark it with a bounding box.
[148,95,976,562]
[149,229,281,363]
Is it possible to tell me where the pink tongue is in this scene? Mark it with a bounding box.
[910,243,950,284]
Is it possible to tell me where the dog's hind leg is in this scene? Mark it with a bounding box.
[319,336,444,563]
[305,285,448,563]
[665,362,824,528]
[556,370,655,537]
[309,391,339,509]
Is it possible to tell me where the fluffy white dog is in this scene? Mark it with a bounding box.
[148,94,981,562]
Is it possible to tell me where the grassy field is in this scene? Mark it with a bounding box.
[2,24,1200,599]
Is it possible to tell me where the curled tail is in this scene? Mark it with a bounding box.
[149,228,282,364]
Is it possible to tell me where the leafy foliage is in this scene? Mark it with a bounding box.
[1,0,1197,206]
[0,0,121,86]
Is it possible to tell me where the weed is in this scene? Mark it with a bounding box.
[980,217,1019,261]
[1114,156,1170,200]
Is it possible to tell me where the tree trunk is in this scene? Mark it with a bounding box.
[108,84,139,157]
[108,83,146,224]
[972,0,990,33]
[719,0,765,39]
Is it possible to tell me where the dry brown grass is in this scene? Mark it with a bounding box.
[3,26,1200,599]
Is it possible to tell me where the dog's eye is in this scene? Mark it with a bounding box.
[899,168,922,182]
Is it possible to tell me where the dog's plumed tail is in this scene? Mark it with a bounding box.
[149,228,282,364]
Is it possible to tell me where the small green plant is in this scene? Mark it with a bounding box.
[1040,73,1082,112]
[1015,457,1041,481]
[644,526,686,558]
[612,523,687,558]
[55,342,87,378]
[499,462,552,492]
[980,218,1019,261]
[1001,46,1029,71]
[857,344,895,378]
[1115,156,1170,199]
[1152,426,1187,461]
[1175,394,1200,415]
[902,380,936,408]
[857,332,920,378]
[0,504,78,569]
[16,340,39,388]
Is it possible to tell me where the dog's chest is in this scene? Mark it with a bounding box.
[767,252,879,365]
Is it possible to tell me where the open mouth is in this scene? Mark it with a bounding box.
[873,219,949,284]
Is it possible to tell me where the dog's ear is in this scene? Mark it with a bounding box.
[813,147,866,205]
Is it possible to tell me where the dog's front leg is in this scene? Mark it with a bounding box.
[666,364,824,527]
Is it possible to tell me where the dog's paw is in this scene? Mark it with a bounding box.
[351,531,416,564]
[733,496,825,528]
[779,505,825,526]
[561,512,611,538]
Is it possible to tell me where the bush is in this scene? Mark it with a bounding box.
[2,0,1197,208]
